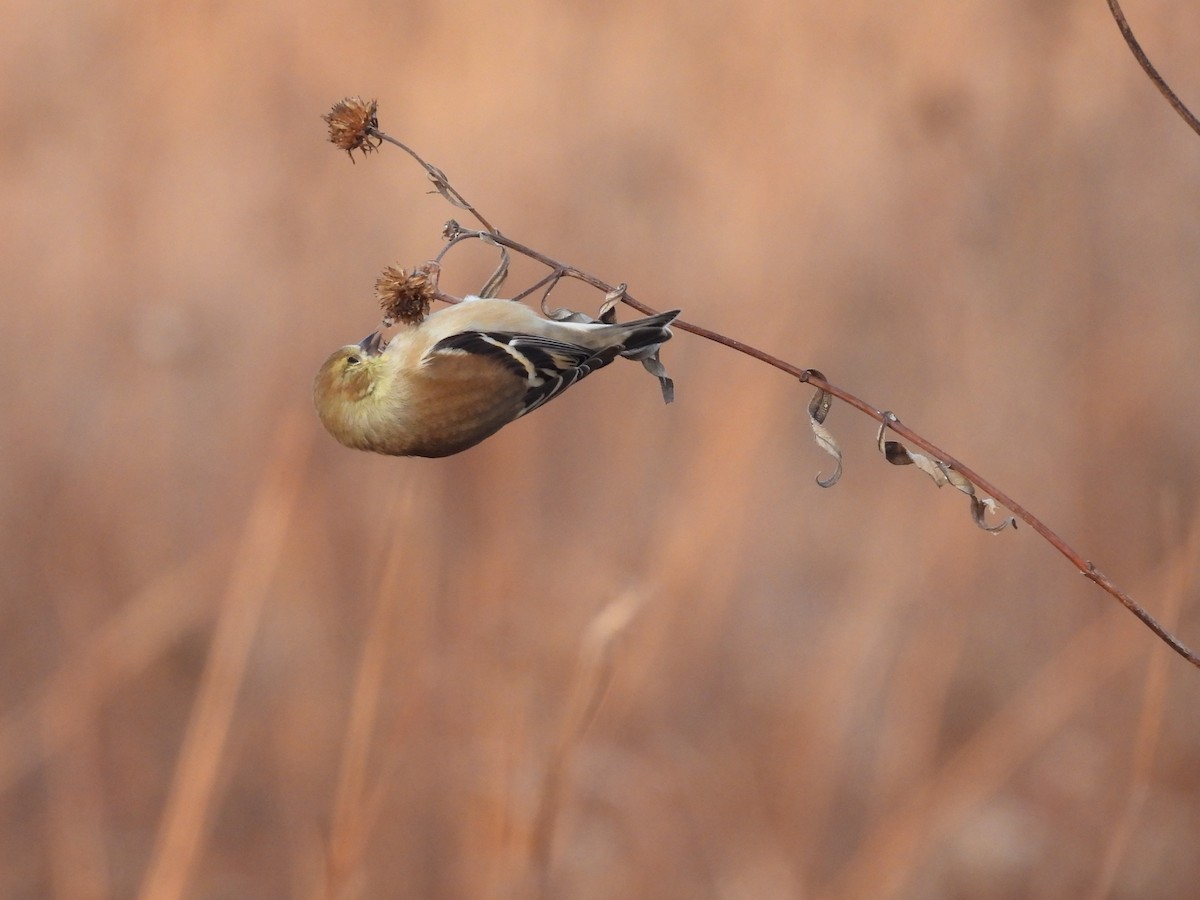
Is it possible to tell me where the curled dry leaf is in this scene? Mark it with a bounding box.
[876,414,1016,533]
[478,249,510,299]
[638,351,675,404]
[537,278,609,324]
[540,285,593,325]
[425,163,470,211]
[597,285,626,324]
[805,370,842,488]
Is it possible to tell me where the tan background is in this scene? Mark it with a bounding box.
[4,0,1200,897]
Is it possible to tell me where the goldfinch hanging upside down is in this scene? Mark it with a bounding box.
[313,296,680,457]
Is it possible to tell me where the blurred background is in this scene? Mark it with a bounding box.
[4,0,1200,897]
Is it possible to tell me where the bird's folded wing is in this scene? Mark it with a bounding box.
[429,331,622,416]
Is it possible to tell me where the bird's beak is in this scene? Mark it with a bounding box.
[358,331,385,356]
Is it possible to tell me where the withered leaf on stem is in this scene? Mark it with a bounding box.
[538,283,623,326]
[639,352,675,404]
[805,370,842,488]
[478,249,510,299]
[426,164,470,210]
[539,280,591,325]
[596,285,626,324]
[876,415,1015,532]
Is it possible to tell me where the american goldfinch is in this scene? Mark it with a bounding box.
[314,296,680,457]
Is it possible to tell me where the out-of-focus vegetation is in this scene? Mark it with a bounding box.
[4,1,1200,896]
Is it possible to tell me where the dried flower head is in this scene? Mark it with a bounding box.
[376,264,437,326]
[322,97,379,160]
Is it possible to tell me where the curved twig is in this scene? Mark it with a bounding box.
[1106,0,1200,136]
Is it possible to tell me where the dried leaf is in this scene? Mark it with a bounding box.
[969,496,1014,533]
[478,249,510,299]
[805,371,841,488]
[639,350,675,404]
[597,285,627,323]
[876,414,1016,532]
[538,276,596,324]
[425,164,470,210]
[540,305,593,324]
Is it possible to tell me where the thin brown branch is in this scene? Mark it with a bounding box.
[367,128,497,232]
[359,123,1200,671]
[1106,0,1200,137]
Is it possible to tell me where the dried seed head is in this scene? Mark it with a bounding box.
[376,265,436,326]
[322,97,379,160]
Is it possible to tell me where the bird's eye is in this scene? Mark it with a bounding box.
[345,355,361,366]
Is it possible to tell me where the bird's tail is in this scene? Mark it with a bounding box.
[611,309,681,357]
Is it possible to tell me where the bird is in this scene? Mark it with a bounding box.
[313,296,680,457]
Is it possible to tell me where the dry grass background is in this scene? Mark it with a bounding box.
[4,0,1200,897]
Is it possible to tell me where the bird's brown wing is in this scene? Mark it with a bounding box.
[430,331,622,417]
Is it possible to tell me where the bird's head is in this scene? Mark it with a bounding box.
[313,331,391,448]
